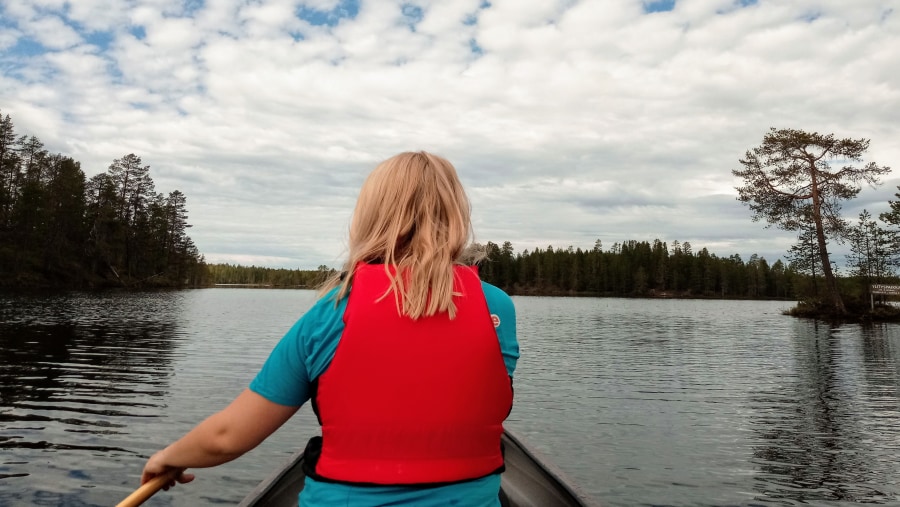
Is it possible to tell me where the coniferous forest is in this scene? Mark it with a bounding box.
[13,109,880,304]
[475,240,795,298]
[205,240,797,300]
[0,110,207,288]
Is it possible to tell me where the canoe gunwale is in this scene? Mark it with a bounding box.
[238,427,599,507]
[237,448,305,507]
[502,429,599,507]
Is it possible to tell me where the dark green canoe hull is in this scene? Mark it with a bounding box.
[238,429,598,507]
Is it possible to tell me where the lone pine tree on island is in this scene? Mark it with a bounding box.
[733,128,891,315]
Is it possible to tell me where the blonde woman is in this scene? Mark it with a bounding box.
[141,151,519,506]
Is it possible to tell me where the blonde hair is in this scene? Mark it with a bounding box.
[319,151,481,319]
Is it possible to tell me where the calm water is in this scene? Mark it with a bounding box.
[2,290,900,506]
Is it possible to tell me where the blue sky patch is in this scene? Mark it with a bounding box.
[464,1,491,26]
[296,0,360,27]
[84,31,114,50]
[0,5,13,27]
[183,0,205,16]
[9,37,47,58]
[469,38,483,56]
[129,26,146,40]
[401,4,424,31]
[644,0,676,14]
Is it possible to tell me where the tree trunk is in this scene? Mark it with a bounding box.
[810,169,846,314]
[815,223,845,313]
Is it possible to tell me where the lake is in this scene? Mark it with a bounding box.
[2,290,899,506]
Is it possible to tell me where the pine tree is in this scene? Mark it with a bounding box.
[734,128,891,314]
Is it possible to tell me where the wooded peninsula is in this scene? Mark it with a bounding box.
[0,110,207,289]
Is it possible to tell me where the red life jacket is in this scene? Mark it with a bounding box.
[308,263,513,485]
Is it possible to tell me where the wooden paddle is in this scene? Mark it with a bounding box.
[115,468,185,507]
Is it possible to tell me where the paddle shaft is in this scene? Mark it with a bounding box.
[116,468,184,507]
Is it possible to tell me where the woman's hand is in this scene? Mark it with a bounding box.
[141,450,195,490]
[136,390,298,489]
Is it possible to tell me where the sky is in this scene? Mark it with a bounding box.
[1,0,898,269]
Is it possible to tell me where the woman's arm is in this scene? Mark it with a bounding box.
[141,389,299,485]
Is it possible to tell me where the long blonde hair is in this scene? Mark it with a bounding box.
[320,151,481,319]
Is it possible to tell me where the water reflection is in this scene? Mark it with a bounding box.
[749,320,900,504]
[4,293,900,506]
[0,291,184,506]
[860,324,900,396]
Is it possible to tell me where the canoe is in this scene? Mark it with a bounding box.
[238,428,598,507]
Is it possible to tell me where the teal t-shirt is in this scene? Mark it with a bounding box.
[249,281,519,507]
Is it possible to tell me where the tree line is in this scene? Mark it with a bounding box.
[0,110,207,288]
[207,242,795,300]
[476,240,794,298]
[6,111,897,314]
[207,263,334,288]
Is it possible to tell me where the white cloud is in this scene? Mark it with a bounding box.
[0,25,21,51]
[22,14,83,50]
[63,0,132,31]
[1,0,898,268]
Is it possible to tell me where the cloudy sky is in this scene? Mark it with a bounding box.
[1,0,898,269]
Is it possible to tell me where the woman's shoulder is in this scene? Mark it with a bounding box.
[480,281,514,311]
[311,284,348,311]
[480,280,510,298]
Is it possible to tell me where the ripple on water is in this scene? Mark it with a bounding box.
[3,292,900,506]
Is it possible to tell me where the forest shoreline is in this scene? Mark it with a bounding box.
[0,279,797,300]
[9,279,900,323]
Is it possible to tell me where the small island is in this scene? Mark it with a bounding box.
[733,128,900,322]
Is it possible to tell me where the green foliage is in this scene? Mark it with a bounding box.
[476,239,797,300]
[0,109,207,288]
[846,210,895,283]
[206,264,334,288]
